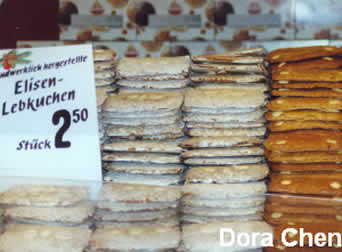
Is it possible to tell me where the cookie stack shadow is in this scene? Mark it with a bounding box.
[264,46,342,251]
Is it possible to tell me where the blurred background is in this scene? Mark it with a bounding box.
[2,0,342,55]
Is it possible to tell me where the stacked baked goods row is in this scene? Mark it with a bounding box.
[0,185,93,252]
[94,49,117,145]
[264,46,342,251]
[91,57,192,251]
[178,49,271,252]
[101,57,190,185]
[116,56,191,93]
[0,183,273,252]
[0,184,182,252]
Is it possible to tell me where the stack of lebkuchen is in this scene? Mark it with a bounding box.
[264,45,342,251]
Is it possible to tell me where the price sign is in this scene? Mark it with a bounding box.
[0,45,102,183]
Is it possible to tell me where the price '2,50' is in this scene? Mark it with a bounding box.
[52,108,88,148]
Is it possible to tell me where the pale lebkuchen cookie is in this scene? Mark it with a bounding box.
[268,173,342,196]
[116,56,190,80]
[265,211,342,225]
[265,202,342,216]
[182,195,266,209]
[188,127,267,137]
[186,120,265,129]
[273,224,342,246]
[191,74,266,83]
[184,156,264,166]
[95,70,115,80]
[184,89,266,109]
[264,130,342,152]
[183,182,267,199]
[0,185,88,207]
[196,83,269,92]
[265,110,342,122]
[271,88,342,98]
[106,123,184,138]
[265,150,342,163]
[103,171,182,186]
[94,208,177,222]
[94,59,116,71]
[117,79,190,89]
[264,247,342,252]
[270,163,342,172]
[267,97,342,112]
[180,136,262,149]
[102,92,184,114]
[192,55,264,64]
[181,147,264,158]
[98,183,181,203]
[93,49,116,62]
[104,162,185,175]
[95,79,115,87]
[185,164,269,184]
[4,205,94,225]
[183,108,265,123]
[271,81,342,89]
[182,214,263,225]
[273,69,342,82]
[270,56,342,73]
[193,47,265,60]
[268,121,342,132]
[267,193,342,208]
[103,140,183,153]
[102,152,181,164]
[267,46,342,63]
[90,225,181,251]
[0,224,91,252]
[191,62,266,73]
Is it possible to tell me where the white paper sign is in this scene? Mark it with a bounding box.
[0,45,102,183]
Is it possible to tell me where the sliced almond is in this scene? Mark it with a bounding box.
[323,57,333,61]
[276,140,287,144]
[278,62,286,68]
[280,171,292,175]
[271,212,283,218]
[278,81,289,84]
[330,182,341,189]
[276,100,284,104]
[330,100,341,105]
[288,231,296,238]
[327,139,337,144]
[280,71,289,75]
[337,215,342,221]
[281,180,292,185]
[276,121,284,126]
[272,112,283,117]
[272,55,280,60]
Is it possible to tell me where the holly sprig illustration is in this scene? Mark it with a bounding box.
[0,50,31,70]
